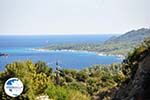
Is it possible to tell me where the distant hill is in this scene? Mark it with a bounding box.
[44,28,150,56]
[98,28,150,55]
[106,28,150,43]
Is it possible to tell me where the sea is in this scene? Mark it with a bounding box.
[0,35,122,71]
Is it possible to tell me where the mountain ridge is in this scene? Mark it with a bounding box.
[106,28,150,43]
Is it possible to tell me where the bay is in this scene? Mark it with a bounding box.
[0,35,121,71]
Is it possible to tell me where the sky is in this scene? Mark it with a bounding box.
[0,0,149,35]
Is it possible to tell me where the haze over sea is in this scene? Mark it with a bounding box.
[0,35,122,71]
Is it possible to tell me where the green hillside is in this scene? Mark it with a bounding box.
[44,28,150,56]
[106,28,150,43]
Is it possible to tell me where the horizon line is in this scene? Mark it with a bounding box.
[0,33,122,36]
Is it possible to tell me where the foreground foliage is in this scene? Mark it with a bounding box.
[0,61,90,100]
[0,60,125,100]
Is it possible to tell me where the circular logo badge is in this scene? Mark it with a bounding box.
[4,78,24,97]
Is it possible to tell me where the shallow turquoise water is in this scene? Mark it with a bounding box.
[0,48,122,71]
[0,35,121,71]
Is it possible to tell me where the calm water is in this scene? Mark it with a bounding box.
[0,35,121,71]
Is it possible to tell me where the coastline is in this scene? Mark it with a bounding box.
[96,52,125,59]
[30,48,125,60]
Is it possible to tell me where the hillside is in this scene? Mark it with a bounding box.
[106,28,150,43]
[113,37,150,100]
[101,28,150,55]
[44,28,150,56]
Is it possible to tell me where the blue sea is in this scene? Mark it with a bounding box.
[0,35,122,71]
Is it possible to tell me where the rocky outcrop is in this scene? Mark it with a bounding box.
[114,50,150,100]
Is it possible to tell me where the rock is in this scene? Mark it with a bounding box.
[113,51,150,100]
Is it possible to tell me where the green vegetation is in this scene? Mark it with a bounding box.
[121,36,150,80]
[44,28,150,56]
[0,62,126,99]
[0,61,90,100]
[112,35,150,100]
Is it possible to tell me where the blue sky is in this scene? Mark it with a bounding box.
[0,0,149,35]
